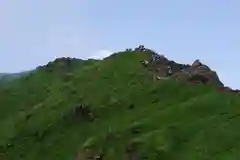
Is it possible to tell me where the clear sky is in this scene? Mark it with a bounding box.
[0,1,240,89]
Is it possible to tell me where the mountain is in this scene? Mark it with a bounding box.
[0,71,30,85]
[1,46,240,160]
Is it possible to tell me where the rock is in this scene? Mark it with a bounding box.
[141,60,149,68]
[217,87,240,94]
[188,74,209,84]
[192,59,202,67]
[232,89,240,93]
[218,86,232,92]
[173,65,223,87]
[144,54,223,87]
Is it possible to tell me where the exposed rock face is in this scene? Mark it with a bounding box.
[173,61,223,86]
[217,86,240,94]
[148,55,190,77]
[191,59,202,67]
[146,54,223,87]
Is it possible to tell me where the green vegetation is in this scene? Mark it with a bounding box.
[0,50,240,160]
[0,72,30,85]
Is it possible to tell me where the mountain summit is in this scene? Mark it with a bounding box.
[1,46,240,160]
[137,46,223,88]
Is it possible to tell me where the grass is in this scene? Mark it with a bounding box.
[0,50,240,159]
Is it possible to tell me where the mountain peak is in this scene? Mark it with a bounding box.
[1,46,240,159]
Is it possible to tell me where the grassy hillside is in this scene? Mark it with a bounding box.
[1,50,240,160]
[0,72,30,85]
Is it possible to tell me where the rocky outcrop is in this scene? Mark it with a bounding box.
[172,60,223,86]
[217,86,240,94]
[145,53,223,87]
[191,59,202,67]
[147,55,190,77]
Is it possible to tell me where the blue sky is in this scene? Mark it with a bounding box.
[0,1,239,89]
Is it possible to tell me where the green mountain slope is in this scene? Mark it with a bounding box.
[0,72,30,85]
[1,50,240,160]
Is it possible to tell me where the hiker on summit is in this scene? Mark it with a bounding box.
[151,53,159,64]
[151,54,156,63]
[167,66,172,76]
